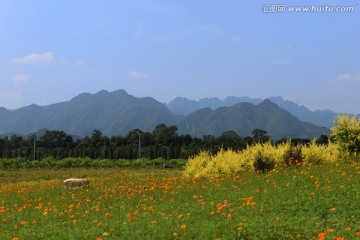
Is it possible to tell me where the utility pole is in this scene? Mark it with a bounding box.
[138,132,141,159]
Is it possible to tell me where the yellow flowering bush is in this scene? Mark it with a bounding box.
[302,139,339,165]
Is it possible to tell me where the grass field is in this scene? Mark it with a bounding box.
[1,162,359,239]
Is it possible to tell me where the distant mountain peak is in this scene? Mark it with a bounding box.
[0,89,179,136]
[177,99,330,139]
[96,89,110,95]
[167,95,338,128]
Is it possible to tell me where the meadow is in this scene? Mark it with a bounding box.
[1,161,359,240]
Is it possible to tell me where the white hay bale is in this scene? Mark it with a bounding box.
[64,178,89,189]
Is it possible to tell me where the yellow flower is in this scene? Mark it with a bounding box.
[102,232,109,236]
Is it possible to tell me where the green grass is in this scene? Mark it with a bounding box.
[1,162,359,239]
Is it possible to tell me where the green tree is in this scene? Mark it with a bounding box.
[331,114,360,159]
[216,130,245,150]
[40,130,72,148]
[153,124,178,145]
[316,134,329,145]
[252,129,270,143]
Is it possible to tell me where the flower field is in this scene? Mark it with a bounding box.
[1,162,359,240]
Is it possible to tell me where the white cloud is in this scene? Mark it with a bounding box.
[337,73,360,82]
[12,51,54,64]
[11,74,30,85]
[232,36,246,44]
[337,73,353,82]
[128,71,148,79]
[74,60,86,69]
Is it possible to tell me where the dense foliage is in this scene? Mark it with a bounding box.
[331,114,360,159]
[184,140,340,177]
[0,124,308,161]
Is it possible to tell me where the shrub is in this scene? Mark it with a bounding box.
[301,139,338,165]
[283,143,303,166]
[331,114,360,160]
[253,150,275,172]
[184,149,253,177]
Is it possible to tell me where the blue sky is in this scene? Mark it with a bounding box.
[1,0,359,113]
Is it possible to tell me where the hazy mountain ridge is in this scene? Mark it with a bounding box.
[0,89,330,139]
[0,89,180,137]
[167,96,338,128]
[177,99,330,139]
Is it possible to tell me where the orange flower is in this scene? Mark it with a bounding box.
[356,231,360,236]
[104,213,110,218]
[96,238,102,240]
[14,224,19,230]
[318,232,326,240]
[178,214,183,219]
[173,232,178,237]
[12,238,19,240]
[181,224,186,230]
[20,221,26,225]
[151,220,157,225]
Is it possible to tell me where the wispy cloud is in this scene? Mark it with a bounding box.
[232,36,246,44]
[337,72,360,82]
[11,74,30,85]
[12,51,54,64]
[74,60,86,69]
[128,71,148,79]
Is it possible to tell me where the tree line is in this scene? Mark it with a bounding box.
[0,124,328,160]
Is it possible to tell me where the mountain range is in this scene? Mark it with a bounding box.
[0,90,178,137]
[167,96,338,128]
[0,89,335,139]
